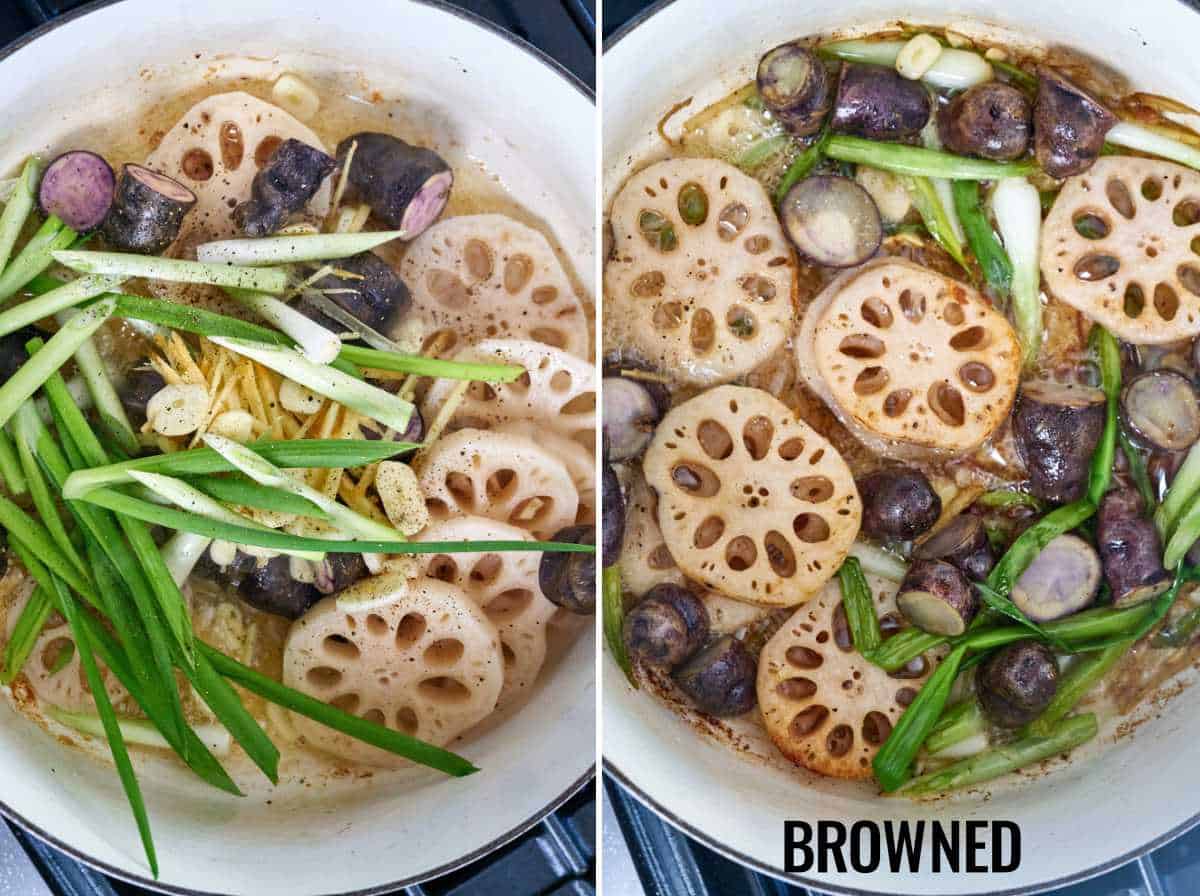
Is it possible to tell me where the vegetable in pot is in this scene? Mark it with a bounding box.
[779,174,882,268]
[336,132,453,238]
[831,63,931,140]
[856,467,941,540]
[303,251,411,333]
[937,82,1032,161]
[237,555,322,619]
[601,463,625,565]
[39,151,116,232]
[1012,380,1107,503]
[1097,488,1171,607]
[672,635,757,716]
[1033,67,1116,178]
[1010,533,1101,622]
[101,164,196,254]
[756,42,834,138]
[539,524,596,615]
[602,374,665,461]
[1121,369,1200,452]
[897,559,978,636]
[234,139,337,237]
[622,582,709,667]
[912,513,995,581]
[976,639,1058,728]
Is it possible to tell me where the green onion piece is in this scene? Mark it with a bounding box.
[0,216,76,302]
[818,40,992,91]
[0,297,114,429]
[865,627,948,673]
[1027,641,1128,736]
[226,288,341,365]
[774,129,830,204]
[53,250,289,293]
[974,580,1070,652]
[604,564,636,687]
[201,644,478,777]
[1119,429,1156,513]
[952,180,1013,295]
[1107,121,1200,172]
[45,704,232,757]
[188,652,280,784]
[1163,504,1200,569]
[211,336,414,433]
[975,489,1045,511]
[160,531,213,587]
[0,427,26,494]
[837,557,881,654]
[0,158,41,274]
[109,291,294,346]
[905,175,968,270]
[874,644,969,791]
[1087,325,1121,505]
[825,136,1036,180]
[1157,441,1200,540]
[13,404,84,574]
[990,177,1043,369]
[63,438,412,498]
[0,585,52,684]
[734,134,789,170]
[0,275,121,339]
[925,699,985,755]
[56,306,140,456]
[899,713,1097,797]
[0,491,96,602]
[338,344,524,383]
[186,474,331,519]
[196,230,405,266]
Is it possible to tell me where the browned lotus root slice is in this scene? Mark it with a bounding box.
[422,339,596,454]
[5,588,128,713]
[416,517,558,705]
[402,214,589,357]
[643,385,860,606]
[799,258,1020,456]
[283,575,503,766]
[1041,156,1200,343]
[415,428,579,539]
[758,576,931,779]
[605,158,796,385]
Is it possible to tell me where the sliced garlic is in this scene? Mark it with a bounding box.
[147,383,210,437]
[279,378,324,415]
[271,73,321,123]
[896,34,943,81]
[375,461,430,535]
[209,540,237,567]
[209,409,256,443]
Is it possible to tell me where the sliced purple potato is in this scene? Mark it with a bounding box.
[856,466,941,540]
[896,559,978,636]
[1034,67,1117,178]
[1010,533,1101,622]
[101,164,196,254]
[539,524,596,615]
[756,42,833,138]
[234,138,337,237]
[602,374,665,462]
[937,82,1032,161]
[1122,369,1200,452]
[336,132,452,237]
[977,639,1059,729]
[912,513,994,581]
[623,582,711,668]
[39,150,116,232]
[831,63,931,140]
[1097,489,1171,607]
[779,175,882,268]
[1013,380,1106,503]
[673,635,757,716]
[301,250,411,332]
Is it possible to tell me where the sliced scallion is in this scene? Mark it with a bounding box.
[196,230,404,266]
[53,250,289,294]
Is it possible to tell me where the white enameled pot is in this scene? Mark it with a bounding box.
[0,1,595,893]
[603,2,1200,893]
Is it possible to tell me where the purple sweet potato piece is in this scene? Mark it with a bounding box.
[39,151,116,231]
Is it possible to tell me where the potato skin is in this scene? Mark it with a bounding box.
[977,640,1059,728]
[831,63,931,140]
[857,467,941,540]
[912,514,995,581]
[1034,67,1117,178]
[897,559,979,635]
[756,42,834,137]
[1013,381,1106,503]
[673,635,757,716]
[622,583,710,668]
[938,82,1031,161]
[1097,489,1171,607]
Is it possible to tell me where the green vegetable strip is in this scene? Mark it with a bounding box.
[0,158,40,275]
[825,137,1036,180]
[1165,500,1200,569]
[604,565,636,687]
[57,308,140,457]
[734,134,789,170]
[925,699,985,755]
[975,489,1044,511]
[774,129,830,204]
[991,60,1038,91]
[202,645,477,777]
[1027,642,1128,736]
[188,652,280,784]
[899,714,1098,797]
[952,180,1012,295]
[13,407,84,576]
[186,474,331,519]
[0,585,52,684]
[0,275,120,339]
[338,345,524,383]
[874,644,969,791]
[53,250,289,294]
[1154,603,1200,648]
[1156,441,1200,539]
[0,216,76,302]
[1119,429,1156,513]
[63,438,411,498]
[48,574,157,877]
[985,500,1096,596]
[80,488,593,555]
[196,230,404,266]
[973,580,1070,652]
[905,175,968,270]
[0,298,114,429]
[0,491,96,601]
[837,557,881,654]
[0,428,26,495]
[1087,326,1121,505]
[865,627,947,673]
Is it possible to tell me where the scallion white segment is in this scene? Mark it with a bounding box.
[0,274,122,339]
[128,470,325,562]
[848,540,908,583]
[227,287,341,364]
[0,157,41,274]
[1107,121,1200,171]
[160,531,214,587]
[197,230,404,266]
[1156,441,1200,539]
[210,336,414,432]
[991,177,1043,368]
[46,704,232,757]
[53,250,290,294]
[821,39,992,90]
[203,433,403,542]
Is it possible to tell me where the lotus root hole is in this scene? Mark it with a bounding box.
[396,707,419,735]
[690,308,716,353]
[470,554,503,584]
[504,254,535,292]
[958,361,995,393]
[778,437,806,460]
[1106,178,1136,219]
[362,709,386,726]
[1155,283,1181,319]
[724,535,757,571]
[1125,283,1146,318]
[652,301,685,331]
[882,389,913,417]
[529,326,569,348]
[694,515,725,549]
[854,366,890,395]
[949,325,989,351]
[928,382,966,426]
[777,676,818,700]
[740,274,777,301]
[1178,265,1200,297]
[182,148,214,181]
[838,334,886,359]
[765,530,797,577]
[1074,254,1120,282]
[717,203,749,241]
[1073,212,1111,240]
[322,634,360,661]
[424,639,466,666]
[786,645,824,669]
[745,234,770,253]
[217,121,245,171]
[331,693,361,714]
[1141,177,1164,201]
[427,269,472,308]
[793,513,830,543]
[860,297,894,329]
[826,724,854,757]
[742,415,774,459]
[647,544,676,570]
[486,589,534,621]
[463,239,495,280]
[531,286,559,304]
[561,391,596,415]
[790,475,834,503]
[671,461,720,497]
[1175,199,1200,227]
[418,677,473,704]
[395,613,426,648]
[254,136,283,167]
[943,302,965,326]
[306,666,342,689]
[899,289,926,322]
[862,710,893,745]
[790,704,830,738]
[40,638,73,673]
[697,419,734,459]
[631,270,666,298]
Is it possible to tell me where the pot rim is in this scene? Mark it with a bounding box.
[601,1,1200,892]
[0,0,594,892]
